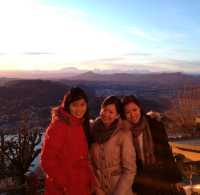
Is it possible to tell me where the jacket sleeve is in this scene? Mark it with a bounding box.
[40,120,68,188]
[113,130,136,195]
[149,118,182,182]
[156,121,182,182]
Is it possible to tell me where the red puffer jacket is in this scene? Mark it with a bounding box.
[40,107,94,195]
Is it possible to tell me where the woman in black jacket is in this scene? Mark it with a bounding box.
[121,95,185,195]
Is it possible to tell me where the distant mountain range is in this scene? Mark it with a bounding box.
[1,67,199,80]
[0,67,200,87]
[67,71,200,88]
[0,67,86,79]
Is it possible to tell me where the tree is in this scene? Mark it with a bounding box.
[0,115,42,194]
[165,85,200,133]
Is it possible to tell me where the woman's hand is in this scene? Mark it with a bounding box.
[170,182,186,194]
[175,182,185,192]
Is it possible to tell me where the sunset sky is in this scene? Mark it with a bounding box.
[0,0,200,73]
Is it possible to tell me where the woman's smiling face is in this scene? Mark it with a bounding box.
[100,104,119,127]
[69,98,87,119]
[124,102,141,124]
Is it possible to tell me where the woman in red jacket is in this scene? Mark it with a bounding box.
[40,87,94,195]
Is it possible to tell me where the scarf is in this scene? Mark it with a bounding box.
[131,115,156,165]
[92,117,119,144]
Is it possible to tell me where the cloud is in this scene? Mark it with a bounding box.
[0,0,139,71]
[126,27,186,43]
[23,52,55,55]
[0,1,197,73]
[0,53,7,56]
[124,52,152,57]
[148,59,200,73]
[77,55,158,71]
[127,27,158,41]
[84,57,124,63]
[75,55,200,73]
[0,0,136,64]
[81,52,153,66]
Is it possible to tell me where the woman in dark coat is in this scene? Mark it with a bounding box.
[40,87,94,195]
[121,95,185,195]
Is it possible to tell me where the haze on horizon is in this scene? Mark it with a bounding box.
[0,0,200,73]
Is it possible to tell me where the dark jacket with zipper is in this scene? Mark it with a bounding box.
[132,116,185,195]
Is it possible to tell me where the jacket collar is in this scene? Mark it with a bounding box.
[52,106,83,125]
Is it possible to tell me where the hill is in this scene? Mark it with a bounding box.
[70,71,200,87]
[0,79,98,132]
[1,74,200,133]
[0,77,16,86]
[0,67,86,79]
[0,80,70,131]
